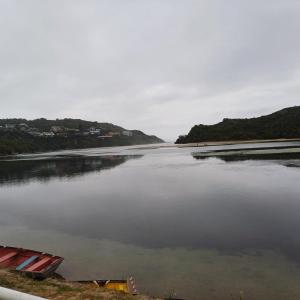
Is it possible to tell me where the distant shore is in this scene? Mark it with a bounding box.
[175,138,300,148]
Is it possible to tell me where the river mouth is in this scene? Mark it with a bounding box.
[0,142,300,299]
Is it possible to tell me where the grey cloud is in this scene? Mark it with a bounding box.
[0,0,300,140]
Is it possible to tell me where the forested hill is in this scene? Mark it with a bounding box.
[176,106,300,144]
[0,118,163,155]
[0,118,125,132]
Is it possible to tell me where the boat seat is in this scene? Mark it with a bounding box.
[25,257,52,272]
[16,255,39,271]
[0,251,18,263]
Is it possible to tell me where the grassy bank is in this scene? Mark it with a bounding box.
[0,269,160,300]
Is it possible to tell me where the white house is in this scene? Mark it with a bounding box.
[122,130,133,137]
[41,132,55,137]
[89,127,101,135]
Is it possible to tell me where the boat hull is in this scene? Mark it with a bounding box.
[0,245,63,280]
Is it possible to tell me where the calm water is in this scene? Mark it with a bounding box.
[1,142,300,299]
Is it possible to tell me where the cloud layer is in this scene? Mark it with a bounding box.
[1,0,300,140]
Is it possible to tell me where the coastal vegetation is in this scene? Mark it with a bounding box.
[176,106,300,144]
[0,118,163,155]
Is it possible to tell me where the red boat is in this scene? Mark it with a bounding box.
[0,245,64,280]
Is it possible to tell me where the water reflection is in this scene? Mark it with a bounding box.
[1,145,300,299]
[192,145,300,165]
[0,155,142,185]
[0,150,300,261]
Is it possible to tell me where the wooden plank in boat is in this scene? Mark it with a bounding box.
[0,252,18,263]
[25,257,52,272]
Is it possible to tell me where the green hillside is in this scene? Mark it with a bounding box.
[0,118,163,155]
[176,106,300,144]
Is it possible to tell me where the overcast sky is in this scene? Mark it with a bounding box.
[1,0,300,141]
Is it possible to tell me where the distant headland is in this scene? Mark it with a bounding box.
[0,118,164,155]
[176,106,300,144]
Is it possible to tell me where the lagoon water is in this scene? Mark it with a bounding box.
[1,142,300,299]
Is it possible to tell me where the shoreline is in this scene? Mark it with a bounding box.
[175,138,300,148]
[1,138,300,157]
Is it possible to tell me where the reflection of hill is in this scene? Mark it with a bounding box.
[192,146,300,165]
[0,155,142,185]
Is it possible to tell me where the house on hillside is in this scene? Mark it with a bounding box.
[51,126,64,133]
[28,130,42,137]
[17,123,30,131]
[108,131,121,136]
[122,130,133,137]
[41,132,55,137]
[5,124,16,129]
[97,135,113,139]
[89,127,101,135]
[56,132,68,138]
